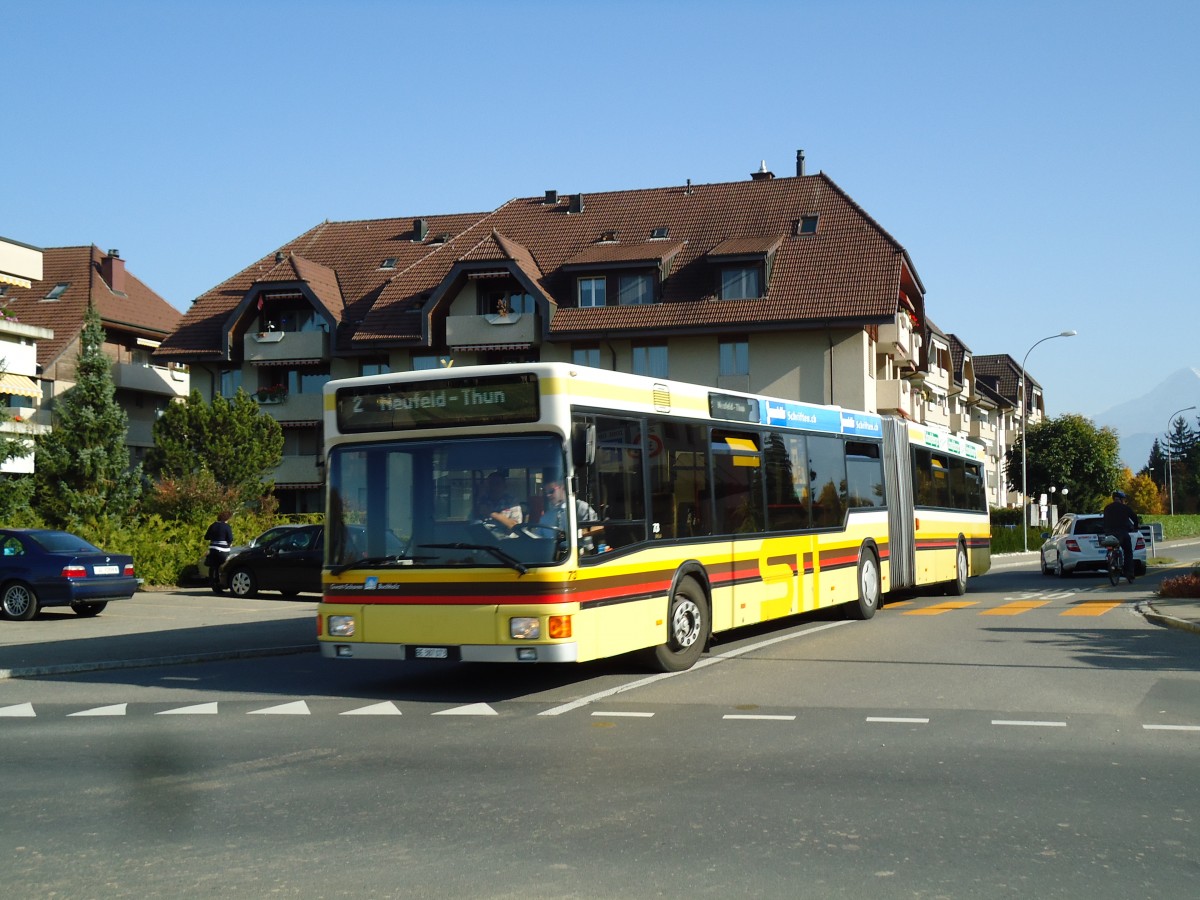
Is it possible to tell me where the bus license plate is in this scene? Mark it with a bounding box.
[414,647,449,659]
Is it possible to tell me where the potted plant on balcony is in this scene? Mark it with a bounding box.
[254,383,288,404]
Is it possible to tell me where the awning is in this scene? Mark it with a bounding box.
[0,272,33,289]
[0,372,40,398]
[448,343,531,351]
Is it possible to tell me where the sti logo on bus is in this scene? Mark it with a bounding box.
[336,373,539,432]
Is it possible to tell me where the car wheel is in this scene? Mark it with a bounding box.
[644,576,709,672]
[228,568,258,598]
[1040,552,1052,576]
[70,601,107,617]
[1,582,39,621]
[1054,555,1069,578]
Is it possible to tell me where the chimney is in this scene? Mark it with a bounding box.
[750,160,774,181]
[544,189,558,204]
[568,193,585,214]
[796,149,805,177]
[413,218,429,241]
[100,249,126,294]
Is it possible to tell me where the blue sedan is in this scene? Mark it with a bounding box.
[0,529,138,620]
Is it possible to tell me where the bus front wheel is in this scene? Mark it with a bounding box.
[848,547,880,620]
[646,577,708,673]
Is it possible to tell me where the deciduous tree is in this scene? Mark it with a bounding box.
[1006,413,1121,513]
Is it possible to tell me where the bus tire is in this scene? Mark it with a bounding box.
[946,542,968,596]
[848,547,880,620]
[647,577,708,673]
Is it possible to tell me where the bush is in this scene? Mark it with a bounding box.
[1159,572,1200,599]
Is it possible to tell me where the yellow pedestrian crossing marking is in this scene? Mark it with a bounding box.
[889,597,1126,617]
[981,600,1051,616]
[903,601,978,615]
[1061,601,1123,616]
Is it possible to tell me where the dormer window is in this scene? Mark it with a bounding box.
[578,277,606,307]
[618,274,654,305]
[795,215,819,236]
[720,267,761,300]
[44,282,69,301]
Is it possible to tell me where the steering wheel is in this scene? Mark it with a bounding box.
[519,523,561,540]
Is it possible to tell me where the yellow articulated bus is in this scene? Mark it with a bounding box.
[318,363,989,672]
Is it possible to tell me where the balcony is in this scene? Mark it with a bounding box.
[445,312,537,350]
[876,378,916,419]
[243,330,329,364]
[253,391,323,424]
[877,314,921,367]
[274,454,323,487]
[112,362,189,397]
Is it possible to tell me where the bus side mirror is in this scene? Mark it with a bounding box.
[572,422,596,466]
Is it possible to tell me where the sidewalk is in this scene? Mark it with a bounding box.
[0,587,316,679]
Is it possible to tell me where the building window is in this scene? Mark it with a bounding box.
[480,289,534,316]
[219,369,242,399]
[573,346,601,368]
[796,215,819,235]
[618,274,654,305]
[578,277,606,308]
[720,267,761,300]
[412,354,445,370]
[719,339,749,377]
[44,283,69,301]
[632,343,668,378]
[360,360,390,377]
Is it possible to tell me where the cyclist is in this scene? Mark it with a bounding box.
[1101,490,1140,582]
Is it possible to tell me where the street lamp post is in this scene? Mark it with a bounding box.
[1020,330,1077,552]
[1166,405,1196,516]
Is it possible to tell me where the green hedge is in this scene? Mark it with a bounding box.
[70,512,322,588]
[989,512,1200,556]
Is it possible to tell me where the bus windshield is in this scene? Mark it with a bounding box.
[326,434,572,570]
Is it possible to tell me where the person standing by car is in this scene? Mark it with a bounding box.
[1102,491,1139,582]
[204,511,234,589]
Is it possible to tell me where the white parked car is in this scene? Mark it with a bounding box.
[1039,513,1146,578]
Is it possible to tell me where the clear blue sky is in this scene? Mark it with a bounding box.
[7,0,1197,420]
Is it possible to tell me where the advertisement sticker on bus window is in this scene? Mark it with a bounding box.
[335,373,540,432]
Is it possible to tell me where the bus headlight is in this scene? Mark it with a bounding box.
[510,617,540,640]
[328,615,356,637]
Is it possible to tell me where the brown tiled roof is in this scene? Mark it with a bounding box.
[159,172,919,358]
[974,353,1042,404]
[2,245,181,369]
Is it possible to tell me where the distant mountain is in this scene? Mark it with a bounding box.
[1090,367,1200,470]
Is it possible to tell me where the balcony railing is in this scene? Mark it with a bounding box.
[274,454,323,486]
[112,362,189,397]
[253,391,323,424]
[877,314,921,366]
[445,312,537,349]
[243,330,328,363]
[876,378,915,419]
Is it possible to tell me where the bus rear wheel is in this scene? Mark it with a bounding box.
[646,577,708,673]
[946,542,968,596]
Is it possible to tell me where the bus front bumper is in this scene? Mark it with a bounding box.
[319,641,579,663]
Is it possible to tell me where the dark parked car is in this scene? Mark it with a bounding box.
[218,524,323,598]
[0,529,137,620]
[198,523,306,582]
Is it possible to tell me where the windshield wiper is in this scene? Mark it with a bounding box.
[330,554,434,574]
[418,543,528,575]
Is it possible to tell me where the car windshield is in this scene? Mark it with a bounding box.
[28,531,102,553]
[326,434,571,570]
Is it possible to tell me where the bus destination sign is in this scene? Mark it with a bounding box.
[336,373,540,432]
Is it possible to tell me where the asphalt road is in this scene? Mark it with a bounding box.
[3,559,1198,898]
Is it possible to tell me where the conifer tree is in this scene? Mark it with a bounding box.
[33,304,142,527]
[147,388,283,507]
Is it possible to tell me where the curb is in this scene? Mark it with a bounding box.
[1138,603,1200,636]
[0,643,316,681]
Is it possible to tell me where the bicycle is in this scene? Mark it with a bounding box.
[1100,534,1127,586]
